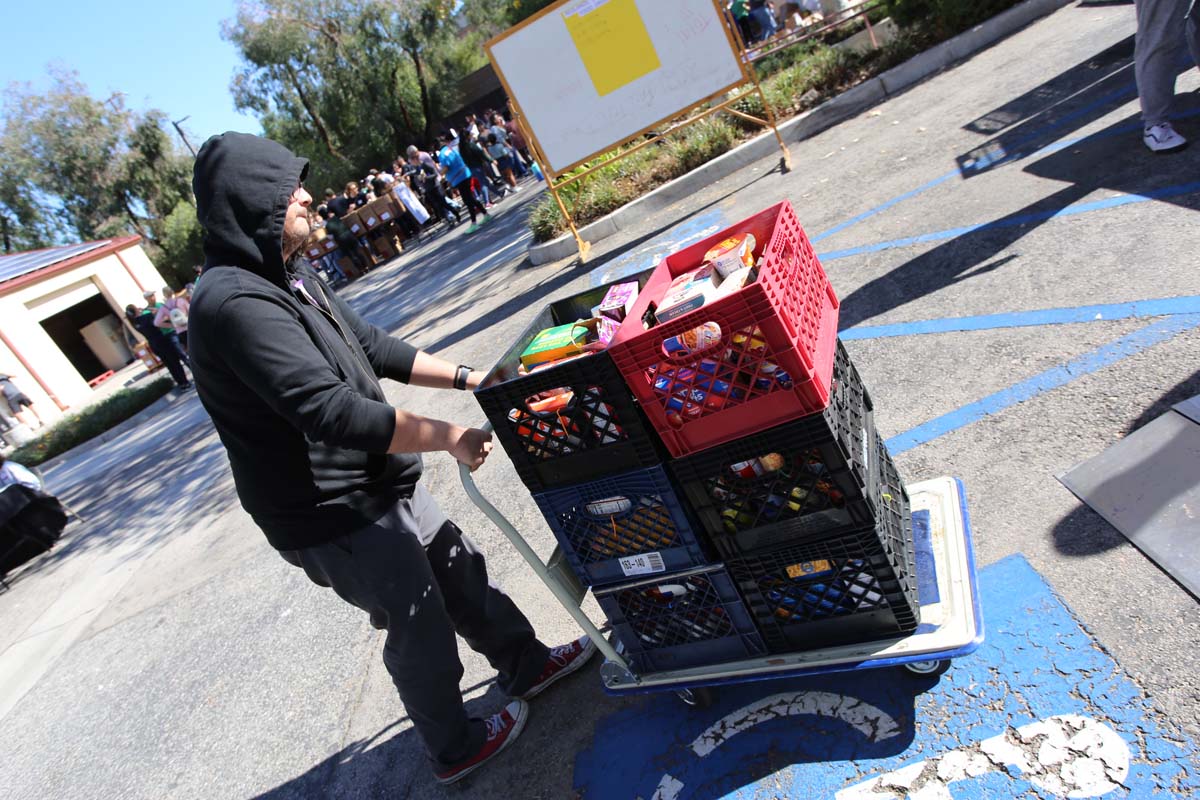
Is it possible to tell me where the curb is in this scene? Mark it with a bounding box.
[35,387,194,475]
[527,0,1072,266]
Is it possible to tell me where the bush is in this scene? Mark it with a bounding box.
[10,377,175,466]
[527,118,738,243]
[529,195,565,243]
[886,0,1024,36]
[669,117,737,173]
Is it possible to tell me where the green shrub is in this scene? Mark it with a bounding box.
[529,195,566,243]
[886,0,1024,36]
[10,377,175,466]
[730,88,767,129]
[669,118,737,173]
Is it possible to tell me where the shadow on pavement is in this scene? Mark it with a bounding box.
[254,668,619,800]
[839,97,1200,329]
[1124,367,1200,435]
[957,36,1136,157]
[572,670,937,800]
[1052,368,1200,556]
[21,398,230,578]
[840,36,1200,330]
[1050,502,1127,556]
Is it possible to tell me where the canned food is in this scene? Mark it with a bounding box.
[662,322,722,357]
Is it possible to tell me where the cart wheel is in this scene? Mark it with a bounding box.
[676,687,716,709]
[904,659,950,677]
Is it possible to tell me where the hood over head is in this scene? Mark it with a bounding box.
[193,132,309,283]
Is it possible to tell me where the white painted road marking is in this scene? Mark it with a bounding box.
[652,691,903,799]
[836,714,1130,799]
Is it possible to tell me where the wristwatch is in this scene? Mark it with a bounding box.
[454,364,473,391]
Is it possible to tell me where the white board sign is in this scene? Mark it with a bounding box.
[487,0,745,176]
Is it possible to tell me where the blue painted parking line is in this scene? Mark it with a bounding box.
[817,179,1200,262]
[573,555,1199,798]
[811,171,958,244]
[840,295,1200,340]
[811,79,1147,245]
[885,313,1200,455]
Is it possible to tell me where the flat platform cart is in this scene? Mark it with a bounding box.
[460,423,983,706]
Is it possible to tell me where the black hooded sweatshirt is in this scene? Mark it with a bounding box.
[189,133,420,550]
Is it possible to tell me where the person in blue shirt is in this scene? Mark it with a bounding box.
[437,131,491,233]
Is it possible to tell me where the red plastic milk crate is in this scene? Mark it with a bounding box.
[608,202,840,459]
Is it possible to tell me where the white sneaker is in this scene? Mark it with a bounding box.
[1143,122,1188,153]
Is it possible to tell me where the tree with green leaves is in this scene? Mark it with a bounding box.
[224,0,493,194]
[0,69,203,285]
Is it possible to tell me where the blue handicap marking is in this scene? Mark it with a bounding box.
[573,555,1200,798]
[588,209,728,287]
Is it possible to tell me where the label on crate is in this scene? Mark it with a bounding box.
[618,551,666,577]
[785,558,834,580]
[862,426,871,474]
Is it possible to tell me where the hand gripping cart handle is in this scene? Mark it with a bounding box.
[458,421,632,674]
[461,421,985,699]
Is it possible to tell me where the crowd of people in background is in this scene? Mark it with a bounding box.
[729,0,825,45]
[304,108,538,284]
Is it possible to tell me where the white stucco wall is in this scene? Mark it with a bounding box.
[0,242,169,421]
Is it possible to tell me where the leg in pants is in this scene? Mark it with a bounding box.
[1135,0,1200,125]
[469,168,492,206]
[150,341,189,387]
[164,331,191,368]
[453,178,488,224]
[279,486,548,769]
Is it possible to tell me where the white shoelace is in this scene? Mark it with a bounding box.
[485,710,509,741]
[547,642,578,667]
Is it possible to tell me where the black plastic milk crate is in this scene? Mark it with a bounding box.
[669,339,880,559]
[532,465,709,587]
[875,435,917,603]
[474,271,664,493]
[594,565,767,674]
[727,469,920,654]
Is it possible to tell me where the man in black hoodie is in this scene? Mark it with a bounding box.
[188,133,594,785]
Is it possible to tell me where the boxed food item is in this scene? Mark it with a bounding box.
[598,281,639,322]
[597,317,621,346]
[705,233,756,278]
[655,264,722,324]
[520,319,599,369]
[713,266,755,299]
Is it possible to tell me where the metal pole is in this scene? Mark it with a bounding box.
[172,116,198,158]
[459,426,628,671]
[723,0,792,171]
[515,110,591,261]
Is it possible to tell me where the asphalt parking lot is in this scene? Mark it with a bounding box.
[1,3,1198,798]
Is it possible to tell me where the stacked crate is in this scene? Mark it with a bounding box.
[475,276,767,674]
[476,200,919,674]
[608,201,920,654]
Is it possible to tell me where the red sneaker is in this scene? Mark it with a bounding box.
[518,635,598,700]
[433,699,529,785]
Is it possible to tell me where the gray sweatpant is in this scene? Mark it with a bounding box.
[1135,0,1200,125]
[279,484,549,767]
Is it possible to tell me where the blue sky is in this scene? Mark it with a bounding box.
[3,0,261,149]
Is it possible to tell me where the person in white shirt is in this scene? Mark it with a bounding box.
[0,454,42,492]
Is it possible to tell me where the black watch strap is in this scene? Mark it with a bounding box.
[454,364,473,390]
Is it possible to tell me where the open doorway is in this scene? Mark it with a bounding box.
[39,294,133,383]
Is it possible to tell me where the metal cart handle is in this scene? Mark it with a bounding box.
[458,421,629,671]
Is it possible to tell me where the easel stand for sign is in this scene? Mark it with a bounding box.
[493,0,792,263]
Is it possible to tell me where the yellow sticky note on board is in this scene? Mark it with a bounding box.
[563,0,662,97]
